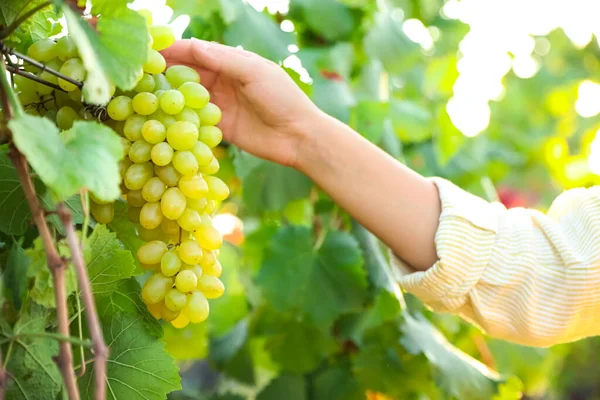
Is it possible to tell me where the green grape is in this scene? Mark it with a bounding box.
[199,249,216,268]
[128,206,141,223]
[178,174,208,199]
[204,200,216,214]
[137,240,168,264]
[142,176,167,202]
[90,201,114,224]
[120,137,132,154]
[132,92,159,115]
[123,114,147,141]
[197,103,222,126]
[165,65,200,88]
[149,25,176,51]
[14,74,39,104]
[90,192,111,205]
[28,39,57,62]
[175,270,197,293]
[171,312,190,328]
[142,120,166,144]
[185,291,209,323]
[161,187,187,220]
[140,201,163,229]
[173,151,199,176]
[151,142,174,166]
[177,208,202,232]
[140,262,160,272]
[124,162,154,190]
[154,90,165,99]
[182,263,203,280]
[199,126,223,148]
[197,275,224,299]
[56,106,79,130]
[204,176,229,201]
[160,303,180,322]
[164,288,187,311]
[155,164,181,186]
[179,240,203,265]
[127,189,146,207]
[134,73,156,93]
[149,108,177,128]
[144,48,167,75]
[160,90,185,115]
[161,250,182,276]
[175,107,200,128]
[35,59,62,95]
[128,139,153,163]
[179,82,210,109]
[199,214,212,226]
[154,73,172,91]
[44,108,58,122]
[202,259,222,278]
[139,226,163,242]
[195,225,222,250]
[161,218,180,235]
[108,96,134,121]
[119,158,133,179]
[141,273,172,304]
[56,36,78,61]
[58,58,86,92]
[186,197,207,212]
[190,141,213,167]
[146,302,162,319]
[138,8,153,26]
[198,156,219,175]
[166,121,199,151]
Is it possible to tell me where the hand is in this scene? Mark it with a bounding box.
[161,39,322,168]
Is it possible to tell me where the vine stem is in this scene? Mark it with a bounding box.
[58,204,108,400]
[0,1,53,39]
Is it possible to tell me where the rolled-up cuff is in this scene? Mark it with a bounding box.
[394,177,505,312]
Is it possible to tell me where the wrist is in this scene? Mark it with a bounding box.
[291,110,337,176]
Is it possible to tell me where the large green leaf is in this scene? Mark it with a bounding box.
[257,226,368,328]
[10,115,124,202]
[168,0,221,19]
[434,105,466,166]
[3,241,29,311]
[108,200,146,274]
[312,366,365,400]
[390,100,432,143]
[294,0,356,41]
[256,374,306,400]
[3,2,62,53]
[350,100,389,143]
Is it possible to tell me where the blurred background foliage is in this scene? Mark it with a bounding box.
[133,0,600,398]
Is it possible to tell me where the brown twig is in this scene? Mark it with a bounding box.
[6,65,68,93]
[8,147,80,400]
[58,204,108,400]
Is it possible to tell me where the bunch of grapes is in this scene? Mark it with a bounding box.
[14,13,229,329]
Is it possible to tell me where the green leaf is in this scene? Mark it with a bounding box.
[0,303,62,400]
[108,200,146,274]
[390,100,432,143]
[210,318,249,364]
[223,2,293,62]
[424,55,459,98]
[313,366,365,400]
[434,105,466,166]
[79,313,180,399]
[10,116,124,202]
[350,100,389,143]
[64,5,148,104]
[232,150,313,214]
[168,0,221,19]
[3,241,29,311]
[294,0,355,41]
[256,374,306,400]
[46,194,86,235]
[257,226,368,328]
[183,14,226,42]
[4,3,62,53]
[84,224,136,296]
[312,76,356,123]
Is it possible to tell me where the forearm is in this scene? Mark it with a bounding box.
[296,112,441,271]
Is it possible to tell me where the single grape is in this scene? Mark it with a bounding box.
[149,108,177,128]
[191,141,213,167]
[137,240,168,264]
[142,120,166,144]
[199,214,212,226]
[197,103,222,126]
[155,164,181,186]
[161,250,182,276]
[173,151,199,176]
[28,39,57,62]
[146,302,162,319]
[170,311,190,328]
[197,275,224,299]
[127,189,146,207]
[175,107,200,128]
[202,259,222,278]
[56,36,78,61]
[166,121,199,151]
[124,115,149,141]
[160,90,185,115]
[149,25,176,51]
[36,59,62,95]
[186,197,207,212]
[140,202,163,229]
[199,157,220,175]
[127,206,141,223]
[144,48,167,75]
[58,58,86,91]
[151,142,174,166]
[124,162,154,190]
[165,65,200,88]
[161,187,187,220]
[178,174,208,199]
[181,263,203,280]
[179,82,210,109]
[160,303,180,322]
[204,200,216,214]
[119,158,133,178]
[195,225,222,250]
[56,106,79,130]
[185,291,209,323]
[154,73,173,91]
[204,176,229,201]
[142,176,167,202]
[108,96,134,121]
[175,270,197,293]
[164,288,188,312]
[120,137,132,155]
[179,240,203,265]
[198,126,223,148]
[177,208,202,232]
[134,73,156,93]
[199,250,216,268]
[90,201,114,224]
[161,218,180,235]
[132,92,159,116]
[129,139,153,163]
[141,273,172,304]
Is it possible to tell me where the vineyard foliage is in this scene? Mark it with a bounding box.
[0,0,599,399]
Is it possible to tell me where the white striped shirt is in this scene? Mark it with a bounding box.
[394,177,600,347]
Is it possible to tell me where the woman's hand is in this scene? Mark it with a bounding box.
[161,39,321,168]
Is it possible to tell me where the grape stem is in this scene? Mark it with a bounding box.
[6,64,68,93]
[58,204,109,400]
[0,1,53,39]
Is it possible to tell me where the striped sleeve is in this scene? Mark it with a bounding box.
[393,177,600,347]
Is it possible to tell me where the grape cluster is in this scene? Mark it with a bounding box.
[15,14,229,329]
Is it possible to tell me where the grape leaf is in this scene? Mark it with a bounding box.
[256,374,306,400]
[162,318,209,361]
[4,3,62,53]
[0,303,62,400]
[10,115,124,202]
[293,0,356,41]
[434,105,465,166]
[79,312,180,399]
[168,0,221,19]
[45,194,86,235]
[390,100,433,143]
[257,226,368,328]
[312,366,365,400]
[108,200,146,274]
[3,241,29,311]
[84,224,136,295]
[350,100,389,143]
[210,318,248,364]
